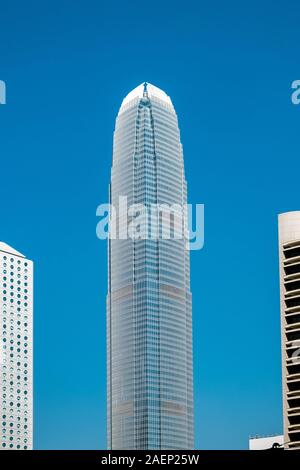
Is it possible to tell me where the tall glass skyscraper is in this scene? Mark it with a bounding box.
[107,83,194,450]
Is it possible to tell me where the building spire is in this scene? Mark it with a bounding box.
[143,82,148,97]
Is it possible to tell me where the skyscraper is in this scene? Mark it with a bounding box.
[278,212,300,450]
[0,242,33,450]
[107,83,194,449]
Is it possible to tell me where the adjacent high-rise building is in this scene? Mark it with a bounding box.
[107,83,194,449]
[0,242,33,450]
[278,212,300,450]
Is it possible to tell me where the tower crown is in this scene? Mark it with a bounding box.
[120,82,173,110]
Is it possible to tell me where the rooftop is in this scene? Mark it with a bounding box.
[0,242,25,258]
[120,82,173,108]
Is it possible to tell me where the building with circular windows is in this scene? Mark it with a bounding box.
[0,242,33,450]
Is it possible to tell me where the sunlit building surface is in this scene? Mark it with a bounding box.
[278,212,300,450]
[0,242,33,450]
[249,435,284,450]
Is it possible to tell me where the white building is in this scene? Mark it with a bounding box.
[0,242,33,450]
[278,212,300,450]
[249,435,284,450]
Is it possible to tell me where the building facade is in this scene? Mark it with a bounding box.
[107,83,194,449]
[0,242,33,450]
[278,212,300,449]
[249,435,284,450]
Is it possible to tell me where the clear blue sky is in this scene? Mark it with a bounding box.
[0,0,299,450]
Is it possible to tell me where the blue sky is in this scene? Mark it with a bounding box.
[0,0,299,449]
